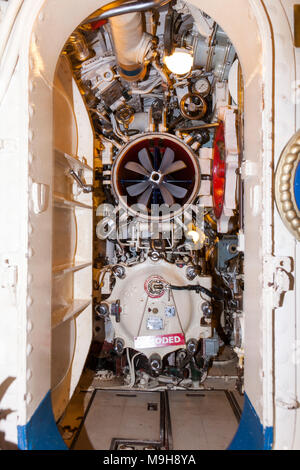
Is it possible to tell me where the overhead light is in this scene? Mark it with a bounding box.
[188,230,200,244]
[164,49,193,75]
[186,224,206,245]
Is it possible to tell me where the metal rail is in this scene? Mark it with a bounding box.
[82,0,171,24]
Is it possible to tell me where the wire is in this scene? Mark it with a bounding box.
[126,348,132,379]
[131,77,162,95]
[169,284,213,298]
[169,283,224,301]
[129,352,142,388]
[126,348,142,388]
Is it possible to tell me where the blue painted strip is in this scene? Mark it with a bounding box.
[17,391,68,450]
[294,161,300,211]
[228,393,273,450]
[17,389,272,450]
[120,66,143,77]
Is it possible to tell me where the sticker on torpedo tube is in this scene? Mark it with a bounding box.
[134,333,185,349]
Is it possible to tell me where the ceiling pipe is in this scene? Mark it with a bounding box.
[82,0,171,24]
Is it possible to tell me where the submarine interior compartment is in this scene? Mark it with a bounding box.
[53,1,245,450]
[0,0,299,451]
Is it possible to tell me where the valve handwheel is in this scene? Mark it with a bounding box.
[180,92,207,120]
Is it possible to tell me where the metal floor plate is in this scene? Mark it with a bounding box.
[68,389,242,450]
[72,390,162,450]
[168,390,240,450]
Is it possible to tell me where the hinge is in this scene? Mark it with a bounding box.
[0,138,18,154]
[276,397,300,410]
[31,182,49,214]
[263,255,294,308]
[0,259,18,289]
[240,160,257,180]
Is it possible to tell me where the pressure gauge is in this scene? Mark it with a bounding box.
[193,77,211,97]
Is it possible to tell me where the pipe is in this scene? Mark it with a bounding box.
[109,12,152,81]
[131,76,162,94]
[152,57,172,87]
[68,31,93,62]
[83,0,171,23]
[91,1,171,82]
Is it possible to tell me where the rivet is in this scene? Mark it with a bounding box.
[28,152,34,164]
[27,320,33,332]
[283,164,293,175]
[26,344,33,356]
[291,218,300,229]
[286,153,297,164]
[290,144,300,154]
[282,201,293,212]
[26,369,32,381]
[25,393,33,404]
[27,296,33,308]
[280,174,290,183]
[29,80,36,92]
[280,192,291,202]
[29,105,35,118]
[280,183,290,191]
[286,210,296,221]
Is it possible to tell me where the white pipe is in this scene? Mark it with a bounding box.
[109,12,152,81]
[128,112,148,132]
[131,77,162,95]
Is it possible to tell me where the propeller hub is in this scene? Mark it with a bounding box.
[149,171,163,185]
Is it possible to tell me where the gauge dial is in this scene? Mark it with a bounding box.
[193,77,211,97]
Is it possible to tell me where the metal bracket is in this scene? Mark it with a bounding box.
[0,260,18,289]
[31,182,49,214]
[264,255,294,308]
[276,397,300,410]
[217,236,239,270]
[69,169,93,193]
[111,300,121,323]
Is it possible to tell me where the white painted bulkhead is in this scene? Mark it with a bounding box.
[0,0,299,449]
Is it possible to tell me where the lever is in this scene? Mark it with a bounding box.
[69,169,93,193]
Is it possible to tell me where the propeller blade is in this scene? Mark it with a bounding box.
[138,148,154,173]
[159,147,175,173]
[163,160,187,175]
[138,185,153,206]
[159,185,175,206]
[125,161,150,176]
[127,181,151,197]
[162,182,188,199]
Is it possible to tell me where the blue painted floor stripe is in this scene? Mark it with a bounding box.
[17,389,272,450]
[228,393,273,450]
[18,391,68,450]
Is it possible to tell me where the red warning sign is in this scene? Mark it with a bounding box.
[134,333,185,349]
